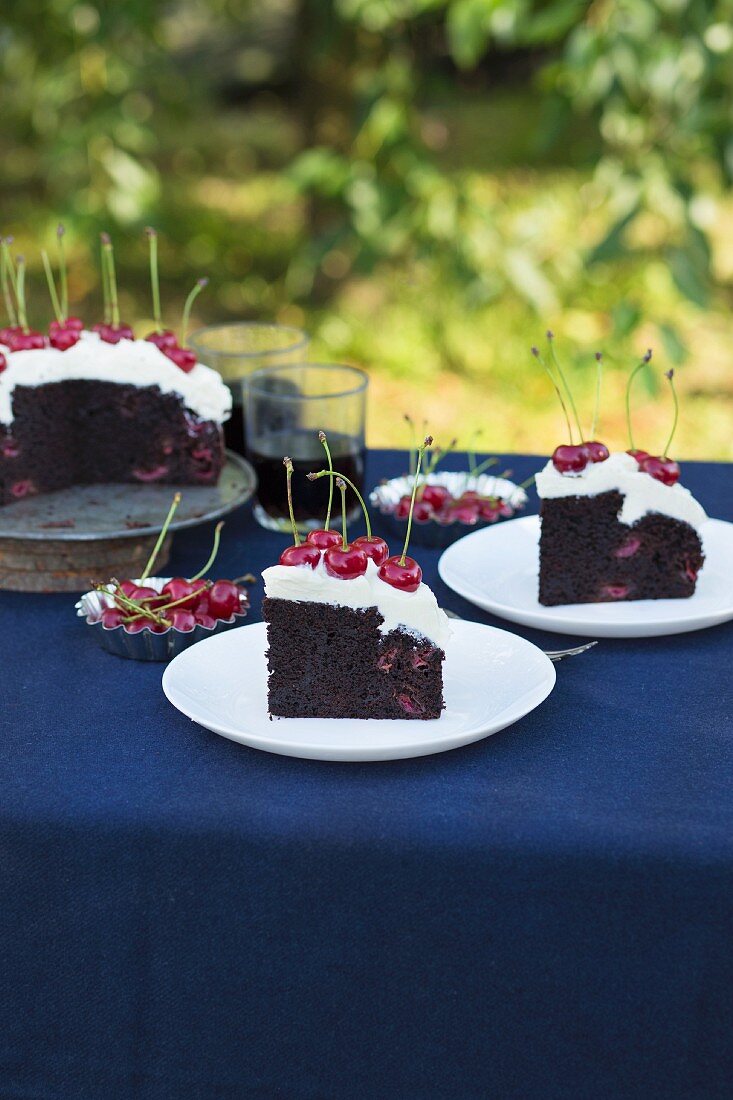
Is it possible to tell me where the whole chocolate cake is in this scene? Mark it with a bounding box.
[0,331,230,505]
[536,451,706,606]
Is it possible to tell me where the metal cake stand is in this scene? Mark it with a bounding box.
[0,451,256,592]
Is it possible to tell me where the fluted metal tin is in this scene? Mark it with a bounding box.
[369,471,529,549]
[76,576,248,662]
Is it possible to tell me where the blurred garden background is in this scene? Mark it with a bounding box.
[2,0,732,457]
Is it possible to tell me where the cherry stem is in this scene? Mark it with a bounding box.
[100,235,110,324]
[145,227,162,331]
[154,583,210,614]
[57,224,69,319]
[140,491,181,580]
[181,277,208,347]
[404,413,417,475]
[319,430,333,529]
[518,473,537,491]
[101,584,169,626]
[532,345,574,444]
[337,477,348,550]
[547,331,584,442]
[1,239,18,328]
[101,234,120,327]
[15,256,28,331]
[467,429,483,473]
[308,469,372,539]
[663,370,679,457]
[471,455,499,478]
[626,349,652,451]
[41,250,63,324]
[401,435,431,566]
[190,521,224,580]
[591,352,603,439]
[283,457,300,546]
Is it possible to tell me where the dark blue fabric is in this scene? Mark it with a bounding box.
[1,450,732,1100]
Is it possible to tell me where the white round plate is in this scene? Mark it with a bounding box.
[161,619,556,762]
[438,515,733,639]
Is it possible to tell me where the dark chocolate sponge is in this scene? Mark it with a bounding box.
[0,380,224,506]
[539,490,704,606]
[263,596,445,720]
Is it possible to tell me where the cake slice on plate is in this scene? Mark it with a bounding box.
[532,338,706,606]
[262,437,450,719]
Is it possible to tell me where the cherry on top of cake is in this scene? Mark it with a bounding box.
[532,333,683,487]
[276,431,432,594]
[0,225,207,375]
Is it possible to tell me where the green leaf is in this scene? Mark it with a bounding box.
[668,248,710,308]
[611,301,642,339]
[587,204,640,265]
[657,322,687,365]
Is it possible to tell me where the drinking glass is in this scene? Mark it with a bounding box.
[188,323,309,455]
[244,363,369,533]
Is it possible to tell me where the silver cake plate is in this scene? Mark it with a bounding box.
[0,451,256,592]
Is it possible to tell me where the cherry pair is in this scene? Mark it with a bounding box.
[627,449,680,486]
[551,440,609,474]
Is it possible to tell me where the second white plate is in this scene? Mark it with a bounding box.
[438,515,733,638]
[162,619,555,762]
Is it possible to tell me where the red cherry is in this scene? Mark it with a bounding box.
[450,503,479,525]
[101,607,125,628]
[0,353,6,375]
[420,484,451,509]
[146,329,179,351]
[50,328,80,351]
[64,316,84,332]
[394,495,412,519]
[412,501,434,523]
[169,609,196,632]
[378,554,422,592]
[639,454,680,486]
[353,534,390,565]
[7,330,47,351]
[279,544,321,569]
[323,543,369,579]
[458,490,482,503]
[124,617,148,633]
[207,580,242,620]
[165,346,196,372]
[130,585,163,606]
[149,620,169,634]
[498,501,514,517]
[478,499,501,522]
[161,577,203,610]
[194,592,210,615]
[0,325,22,344]
[627,448,650,464]
[194,611,217,629]
[94,322,133,344]
[551,443,590,474]
[306,528,342,550]
[585,440,609,463]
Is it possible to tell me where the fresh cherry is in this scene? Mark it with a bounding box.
[450,503,479,525]
[124,617,148,633]
[169,609,196,632]
[195,612,217,629]
[101,607,125,628]
[207,580,243,620]
[378,554,422,592]
[116,579,139,600]
[478,499,501,522]
[130,585,163,605]
[146,329,178,351]
[412,501,434,523]
[49,327,80,351]
[279,544,321,569]
[307,529,342,550]
[165,346,196,372]
[551,443,589,474]
[64,316,84,332]
[0,325,22,344]
[353,534,390,565]
[94,322,134,344]
[627,448,650,464]
[584,440,609,463]
[421,484,451,509]
[6,330,47,351]
[394,495,412,519]
[324,543,368,579]
[639,454,680,486]
[161,577,204,610]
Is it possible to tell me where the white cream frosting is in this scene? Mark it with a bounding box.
[0,330,231,425]
[535,450,707,529]
[262,558,452,648]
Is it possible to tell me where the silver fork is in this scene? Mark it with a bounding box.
[442,609,598,662]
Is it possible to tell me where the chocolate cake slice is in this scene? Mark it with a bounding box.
[0,332,231,505]
[261,560,450,720]
[536,451,706,606]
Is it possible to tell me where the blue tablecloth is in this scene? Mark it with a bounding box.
[2,450,732,1100]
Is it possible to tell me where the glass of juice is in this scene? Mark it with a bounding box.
[188,323,309,455]
[244,363,368,533]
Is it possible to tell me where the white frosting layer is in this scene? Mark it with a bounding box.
[0,331,231,425]
[535,451,707,529]
[262,558,452,648]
